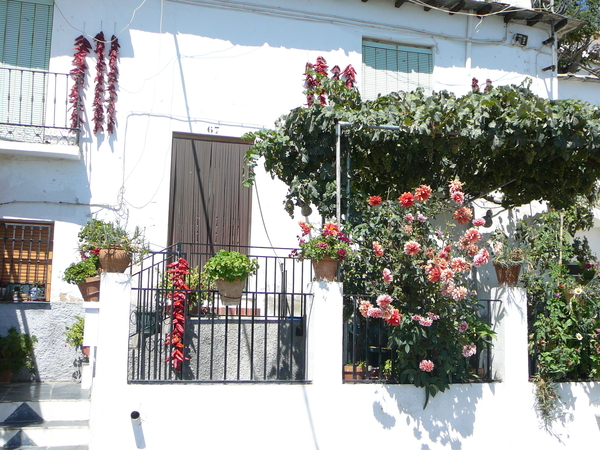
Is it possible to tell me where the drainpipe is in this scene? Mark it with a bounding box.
[550,0,558,100]
[335,121,342,225]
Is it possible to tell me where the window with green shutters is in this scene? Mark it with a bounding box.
[362,40,433,101]
[0,0,54,136]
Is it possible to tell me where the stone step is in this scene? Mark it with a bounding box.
[0,421,90,448]
[0,401,90,423]
[15,446,88,450]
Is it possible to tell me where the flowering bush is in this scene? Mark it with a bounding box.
[345,179,495,406]
[291,221,352,262]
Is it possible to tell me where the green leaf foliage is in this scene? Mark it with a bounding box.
[245,78,600,217]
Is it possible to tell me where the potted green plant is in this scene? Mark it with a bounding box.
[291,221,352,281]
[78,218,148,273]
[0,327,37,382]
[202,250,259,305]
[488,230,527,285]
[63,252,101,301]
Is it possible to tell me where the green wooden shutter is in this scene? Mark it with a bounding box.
[362,40,433,101]
[0,0,53,132]
[0,0,53,70]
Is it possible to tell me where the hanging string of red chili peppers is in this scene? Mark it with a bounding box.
[69,35,91,131]
[69,33,119,135]
[106,36,120,134]
[164,257,190,372]
[92,32,106,134]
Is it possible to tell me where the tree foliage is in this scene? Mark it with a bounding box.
[557,0,600,74]
[244,75,600,217]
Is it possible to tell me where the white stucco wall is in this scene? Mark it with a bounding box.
[0,0,581,380]
[88,274,600,450]
[0,0,559,300]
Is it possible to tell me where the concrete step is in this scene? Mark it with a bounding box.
[0,421,90,448]
[0,383,91,449]
[0,400,90,423]
[15,447,88,450]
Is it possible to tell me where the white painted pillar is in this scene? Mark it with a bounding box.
[89,273,132,449]
[491,287,529,383]
[306,281,343,384]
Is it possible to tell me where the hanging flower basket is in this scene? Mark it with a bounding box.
[77,276,100,302]
[312,257,338,281]
[216,279,246,305]
[493,262,521,286]
[98,248,131,273]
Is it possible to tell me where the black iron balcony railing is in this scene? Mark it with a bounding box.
[343,295,498,383]
[128,243,314,383]
[0,67,80,145]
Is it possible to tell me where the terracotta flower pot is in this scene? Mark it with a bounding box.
[216,279,246,305]
[312,257,338,281]
[494,262,521,286]
[98,248,131,273]
[343,364,366,380]
[77,276,100,302]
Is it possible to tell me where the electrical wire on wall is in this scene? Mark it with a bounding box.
[54,0,149,43]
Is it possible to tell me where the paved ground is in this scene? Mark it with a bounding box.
[0,383,89,402]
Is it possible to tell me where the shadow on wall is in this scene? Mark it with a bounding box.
[380,383,490,449]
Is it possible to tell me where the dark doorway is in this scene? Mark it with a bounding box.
[168,133,253,255]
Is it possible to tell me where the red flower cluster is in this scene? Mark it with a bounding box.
[398,192,415,207]
[368,195,382,206]
[304,56,357,106]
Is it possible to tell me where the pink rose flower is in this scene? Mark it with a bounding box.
[462,344,477,357]
[382,268,393,283]
[419,360,435,372]
[404,241,421,256]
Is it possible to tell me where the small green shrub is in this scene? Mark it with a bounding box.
[202,250,259,283]
[63,255,99,285]
[64,316,85,347]
[0,327,37,375]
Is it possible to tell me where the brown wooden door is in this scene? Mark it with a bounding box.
[168,133,253,253]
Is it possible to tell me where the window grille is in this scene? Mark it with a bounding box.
[0,221,53,301]
[362,40,433,100]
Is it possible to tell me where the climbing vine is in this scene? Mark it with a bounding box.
[244,58,600,218]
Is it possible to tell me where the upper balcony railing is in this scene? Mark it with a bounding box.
[0,67,80,146]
